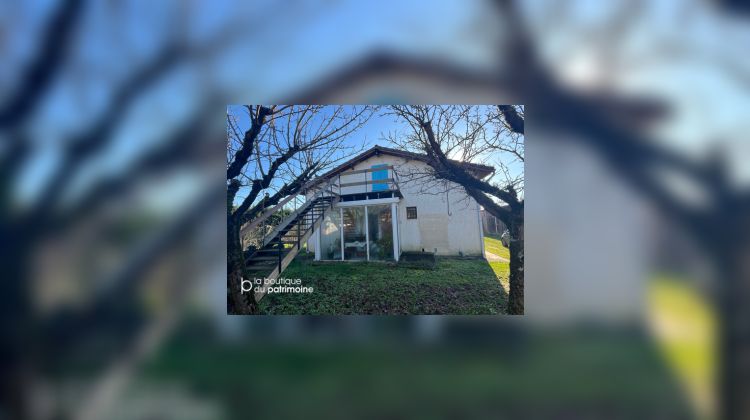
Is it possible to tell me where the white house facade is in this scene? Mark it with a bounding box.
[305,146,493,261]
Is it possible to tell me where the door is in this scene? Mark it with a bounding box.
[367,204,394,260]
[342,207,367,260]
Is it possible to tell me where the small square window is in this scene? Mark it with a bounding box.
[406,207,417,219]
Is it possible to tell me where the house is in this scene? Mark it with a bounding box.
[287,51,505,104]
[480,208,507,236]
[304,145,494,261]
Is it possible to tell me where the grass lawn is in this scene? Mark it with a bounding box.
[648,275,716,417]
[484,234,510,259]
[483,235,511,288]
[259,255,508,314]
[142,330,691,419]
[489,261,510,292]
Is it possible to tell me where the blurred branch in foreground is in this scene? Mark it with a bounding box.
[0,1,238,417]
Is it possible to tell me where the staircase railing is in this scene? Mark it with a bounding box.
[259,176,339,248]
[335,165,401,194]
[240,176,339,244]
[266,176,339,275]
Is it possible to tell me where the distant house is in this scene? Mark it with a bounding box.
[305,145,494,261]
[480,209,507,236]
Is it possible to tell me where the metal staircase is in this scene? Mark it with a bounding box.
[243,183,338,300]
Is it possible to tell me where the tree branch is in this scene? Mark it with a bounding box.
[0,0,84,128]
[465,186,512,222]
[227,106,273,179]
[420,119,522,212]
[25,43,193,231]
[231,145,301,220]
[242,162,320,224]
[497,105,525,134]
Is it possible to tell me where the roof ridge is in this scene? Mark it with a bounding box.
[310,145,494,184]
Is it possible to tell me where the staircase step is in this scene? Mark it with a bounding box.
[246,255,288,264]
[242,198,335,276]
[247,255,279,263]
[244,267,273,276]
[246,262,279,269]
[246,262,277,268]
[247,252,277,259]
[262,244,296,250]
[255,197,335,251]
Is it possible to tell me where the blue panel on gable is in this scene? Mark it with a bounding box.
[371,164,388,191]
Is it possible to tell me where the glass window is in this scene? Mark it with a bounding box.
[320,210,341,260]
[406,206,417,219]
[367,205,393,260]
[342,207,366,260]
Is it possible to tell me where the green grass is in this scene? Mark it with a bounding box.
[259,255,507,314]
[488,261,510,293]
[648,275,716,417]
[483,236,510,292]
[142,331,692,419]
[484,235,510,259]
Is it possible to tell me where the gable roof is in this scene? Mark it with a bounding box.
[310,145,494,185]
[286,51,504,104]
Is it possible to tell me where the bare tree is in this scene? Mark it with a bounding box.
[490,1,749,417]
[226,105,372,314]
[387,105,525,314]
[0,2,255,418]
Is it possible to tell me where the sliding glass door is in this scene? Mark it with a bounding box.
[367,204,393,260]
[319,204,395,261]
[320,210,341,260]
[342,207,366,260]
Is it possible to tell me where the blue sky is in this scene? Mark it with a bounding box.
[228,105,524,207]
[12,0,747,213]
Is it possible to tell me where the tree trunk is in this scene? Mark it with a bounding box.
[507,214,524,315]
[0,235,32,419]
[227,215,257,314]
[718,240,750,420]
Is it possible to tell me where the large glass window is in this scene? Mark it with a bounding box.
[319,205,396,261]
[320,210,341,260]
[367,205,393,260]
[342,207,367,260]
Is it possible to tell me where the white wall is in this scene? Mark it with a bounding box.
[392,157,483,256]
[525,133,651,323]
